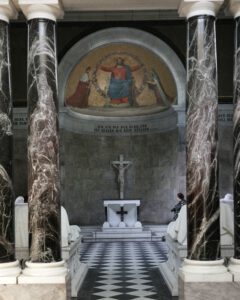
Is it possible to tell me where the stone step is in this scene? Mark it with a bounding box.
[82,230,151,242]
[80,224,167,242]
[83,237,153,242]
[96,230,151,238]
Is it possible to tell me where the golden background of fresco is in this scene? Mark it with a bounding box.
[65,43,177,108]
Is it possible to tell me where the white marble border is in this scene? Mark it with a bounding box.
[58,27,186,124]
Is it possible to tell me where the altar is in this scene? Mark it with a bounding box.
[95,155,151,240]
[96,199,152,240]
[103,199,142,229]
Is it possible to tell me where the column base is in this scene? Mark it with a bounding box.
[0,282,71,300]
[180,258,232,282]
[18,260,68,284]
[228,257,240,281]
[17,260,70,299]
[179,259,233,300]
[0,260,21,284]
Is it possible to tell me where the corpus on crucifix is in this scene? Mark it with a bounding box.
[111,154,132,199]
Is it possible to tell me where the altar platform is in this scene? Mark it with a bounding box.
[80,225,167,242]
[95,228,152,241]
[79,199,167,241]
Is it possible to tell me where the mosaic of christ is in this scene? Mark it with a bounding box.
[65,44,177,110]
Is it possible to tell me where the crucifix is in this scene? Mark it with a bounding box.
[116,206,128,222]
[111,154,132,199]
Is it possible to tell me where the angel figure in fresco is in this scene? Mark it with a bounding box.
[66,66,91,108]
[99,57,143,106]
[147,68,172,107]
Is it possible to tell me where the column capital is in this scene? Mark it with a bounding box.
[229,0,240,18]
[178,0,224,19]
[0,0,18,23]
[19,0,64,21]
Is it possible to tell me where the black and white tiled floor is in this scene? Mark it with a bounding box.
[77,241,178,300]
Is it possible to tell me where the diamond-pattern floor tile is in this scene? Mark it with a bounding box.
[78,241,176,300]
[127,290,157,297]
[93,290,122,298]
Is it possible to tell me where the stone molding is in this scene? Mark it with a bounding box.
[228,257,240,281]
[180,258,232,282]
[179,0,224,18]
[229,0,240,18]
[0,260,21,284]
[19,0,63,21]
[0,0,18,22]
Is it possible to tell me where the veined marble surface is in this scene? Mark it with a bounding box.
[186,16,220,260]
[233,17,240,259]
[27,19,61,263]
[0,20,14,262]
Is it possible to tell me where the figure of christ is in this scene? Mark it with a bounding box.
[99,57,142,105]
[66,66,91,108]
[111,154,132,199]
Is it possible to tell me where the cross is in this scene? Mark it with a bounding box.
[111,154,132,199]
[116,206,128,222]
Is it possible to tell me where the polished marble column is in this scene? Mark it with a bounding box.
[18,2,67,284]
[228,0,240,280]
[233,14,240,260]
[186,14,220,261]
[178,3,232,298]
[0,19,14,264]
[27,17,61,263]
[0,1,21,282]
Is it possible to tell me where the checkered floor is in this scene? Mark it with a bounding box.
[78,241,177,300]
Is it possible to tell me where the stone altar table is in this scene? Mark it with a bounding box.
[103,200,142,229]
[97,200,151,240]
[98,156,151,240]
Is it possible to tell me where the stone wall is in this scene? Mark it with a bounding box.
[13,133,27,199]
[219,124,233,198]
[60,130,179,226]
[13,119,233,226]
[13,127,180,226]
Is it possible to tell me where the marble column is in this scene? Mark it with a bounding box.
[233,10,240,261]
[228,0,240,280]
[186,8,220,262]
[0,19,14,264]
[18,1,64,266]
[27,18,61,263]
[0,1,20,282]
[178,2,231,296]
[18,2,67,284]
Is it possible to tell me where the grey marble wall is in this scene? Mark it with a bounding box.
[219,124,233,197]
[13,135,27,197]
[60,130,179,226]
[12,117,233,227]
